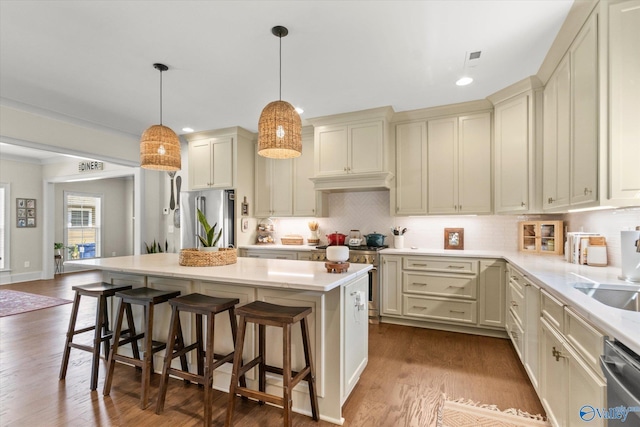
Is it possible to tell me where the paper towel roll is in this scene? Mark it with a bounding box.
[620,230,640,282]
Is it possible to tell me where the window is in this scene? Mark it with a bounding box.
[0,183,9,270]
[64,192,102,259]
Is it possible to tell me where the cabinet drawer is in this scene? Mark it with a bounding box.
[403,272,477,299]
[507,281,525,326]
[243,251,297,260]
[507,267,525,293]
[403,257,477,274]
[564,307,606,376]
[506,310,524,361]
[403,295,477,324]
[541,290,564,332]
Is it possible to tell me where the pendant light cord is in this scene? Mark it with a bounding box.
[159,69,163,126]
[279,33,282,101]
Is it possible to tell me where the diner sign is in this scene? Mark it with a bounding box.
[78,161,104,173]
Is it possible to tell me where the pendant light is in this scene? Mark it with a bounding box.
[140,63,181,171]
[258,26,302,159]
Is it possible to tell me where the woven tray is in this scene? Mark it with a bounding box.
[179,248,237,267]
[281,236,303,245]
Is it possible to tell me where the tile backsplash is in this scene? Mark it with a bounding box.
[267,191,639,268]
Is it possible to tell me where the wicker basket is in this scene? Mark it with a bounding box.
[281,235,304,245]
[179,248,237,267]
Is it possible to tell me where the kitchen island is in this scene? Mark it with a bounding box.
[66,253,372,425]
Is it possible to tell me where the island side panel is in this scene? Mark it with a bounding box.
[342,274,369,403]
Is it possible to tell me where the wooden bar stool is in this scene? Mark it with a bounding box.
[226,301,319,427]
[103,287,187,409]
[156,293,245,427]
[59,282,133,391]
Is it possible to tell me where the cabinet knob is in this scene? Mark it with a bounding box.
[521,202,526,207]
[584,187,592,195]
[510,301,518,307]
[548,197,555,204]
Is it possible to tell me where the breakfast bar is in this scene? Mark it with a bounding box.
[66,253,372,425]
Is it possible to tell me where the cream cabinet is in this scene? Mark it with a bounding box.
[490,85,541,213]
[542,12,598,211]
[427,113,492,214]
[543,55,571,210]
[538,290,606,427]
[380,255,505,334]
[395,121,427,215]
[254,154,293,217]
[293,128,327,217]
[505,265,540,391]
[314,120,384,177]
[609,0,640,200]
[380,255,402,316]
[189,136,234,190]
[478,259,505,328]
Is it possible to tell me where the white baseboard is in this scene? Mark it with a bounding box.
[0,271,43,285]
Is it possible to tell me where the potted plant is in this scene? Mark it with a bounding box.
[54,242,65,256]
[197,208,222,251]
[69,244,80,259]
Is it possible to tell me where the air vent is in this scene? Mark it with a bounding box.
[469,51,481,60]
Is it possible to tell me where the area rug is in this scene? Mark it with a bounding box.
[438,395,550,427]
[0,289,72,317]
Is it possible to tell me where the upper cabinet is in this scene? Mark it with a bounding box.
[309,107,394,192]
[185,127,255,195]
[490,78,543,214]
[539,0,640,210]
[543,56,571,210]
[395,121,427,215]
[189,136,234,190]
[543,13,598,212]
[609,0,640,200]
[427,113,492,215]
[255,126,327,218]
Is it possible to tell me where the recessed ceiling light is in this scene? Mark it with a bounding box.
[456,77,473,86]
[295,107,304,115]
[182,127,194,133]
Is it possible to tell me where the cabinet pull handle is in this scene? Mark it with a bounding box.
[412,306,427,310]
[548,197,555,204]
[412,282,427,286]
[276,256,288,259]
[447,265,465,269]
[449,310,465,314]
[584,187,592,195]
[521,202,526,207]
[412,263,428,267]
[524,283,531,287]
[510,301,518,307]
[552,346,567,361]
[447,285,465,289]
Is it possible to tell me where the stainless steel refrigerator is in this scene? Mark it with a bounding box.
[179,189,235,249]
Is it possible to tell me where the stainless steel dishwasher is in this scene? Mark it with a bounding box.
[600,339,640,426]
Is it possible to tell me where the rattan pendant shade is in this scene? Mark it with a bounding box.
[258,100,302,159]
[140,124,181,171]
[140,63,181,171]
[258,26,302,159]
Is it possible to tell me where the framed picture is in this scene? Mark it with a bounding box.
[444,228,464,250]
[16,198,36,227]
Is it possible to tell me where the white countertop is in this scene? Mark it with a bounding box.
[381,247,640,355]
[66,253,371,292]
[239,244,317,252]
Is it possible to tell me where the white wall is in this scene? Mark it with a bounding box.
[269,191,639,268]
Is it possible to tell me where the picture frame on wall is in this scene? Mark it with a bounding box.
[444,228,464,250]
[16,198,36,227]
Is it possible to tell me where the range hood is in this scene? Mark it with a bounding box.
[310,172,394,192]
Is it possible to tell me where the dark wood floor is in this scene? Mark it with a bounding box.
[0,271,544,426]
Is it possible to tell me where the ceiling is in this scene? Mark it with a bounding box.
[1,0,573,148]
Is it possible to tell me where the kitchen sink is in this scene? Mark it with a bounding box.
[573,283,640,312]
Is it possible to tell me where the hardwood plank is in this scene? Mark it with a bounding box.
[0,271,544,426]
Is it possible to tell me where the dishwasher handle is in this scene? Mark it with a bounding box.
[600,355,640,408]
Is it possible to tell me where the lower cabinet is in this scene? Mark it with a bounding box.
[239,249,311,260]
[538,290,606,427]
[380,255,505,334]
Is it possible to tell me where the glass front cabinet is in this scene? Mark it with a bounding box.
[518,221,564,255]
